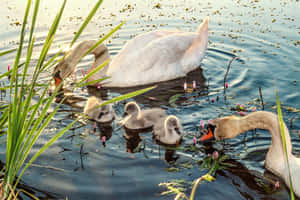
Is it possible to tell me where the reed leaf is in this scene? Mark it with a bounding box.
[71,0,103,46]
[276,90,295,200]
[78,77,110,88]
[0,49,16,57]
[96,86,157,109]
[82,21,126,59]
[28,0,40,47]
[74,59,109,87]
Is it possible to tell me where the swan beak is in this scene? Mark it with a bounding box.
[54,72,62,88]
[199,126,214,141]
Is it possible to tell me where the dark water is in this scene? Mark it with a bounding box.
[0,0,300,199]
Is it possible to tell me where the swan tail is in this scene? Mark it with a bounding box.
[196,17,209,34]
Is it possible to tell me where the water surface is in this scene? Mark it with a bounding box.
[0,0,300,199]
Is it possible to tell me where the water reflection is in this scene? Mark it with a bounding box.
[217,158,286,200]
[123,128,180,163]
[88,67,207,107]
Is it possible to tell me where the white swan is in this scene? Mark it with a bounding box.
[120,101,166,130]
[153,115,183,145]
[83,96,114,123]
[208,111,300,197]
[53,17,209,88]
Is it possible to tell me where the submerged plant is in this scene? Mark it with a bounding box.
[0,0,154,199]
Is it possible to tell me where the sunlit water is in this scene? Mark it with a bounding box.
[0,0,300,199]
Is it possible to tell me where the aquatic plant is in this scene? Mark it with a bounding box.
[276,89,295,200]
[159,174,215,200]
[199,152,235,176]
[160,152,234,200]
[0,0,154,198]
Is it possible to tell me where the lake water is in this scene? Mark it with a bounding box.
[0,0,300,199]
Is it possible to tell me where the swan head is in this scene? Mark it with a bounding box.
[162,115,183,145]
[210,116,241,140]
[53,57,73,90]
[53,40,110,89]
[199,116,241,141]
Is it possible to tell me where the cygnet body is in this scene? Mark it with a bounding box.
[120,102,166,130]
[153,115,183,145]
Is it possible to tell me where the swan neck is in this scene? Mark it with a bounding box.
[237,111,292,154]
[66,40,109,75]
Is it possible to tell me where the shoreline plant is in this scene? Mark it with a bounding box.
[0,0,154,199]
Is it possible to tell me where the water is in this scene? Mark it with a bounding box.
[0,0,300,199]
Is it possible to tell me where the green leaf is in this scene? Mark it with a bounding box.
[0,48,16,57]
[276,89,295,200]
[169,94,182,108]
[71,0,103,46]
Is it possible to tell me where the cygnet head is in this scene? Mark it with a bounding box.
[162,115,183,145]
[84,96,114,123]
[124,102,140,116]
[96,104,114,123]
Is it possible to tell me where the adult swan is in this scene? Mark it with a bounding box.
[53,17,209,88]
[206,111,300,197]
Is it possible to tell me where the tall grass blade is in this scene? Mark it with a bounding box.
[96,86,157,109]
[70,0,103,46]
[74,59,109,87]
[0,49,16,57]
[28,0,40,47]
[276,90,295,200]
[16,119,78,189]
[82,21,126,59]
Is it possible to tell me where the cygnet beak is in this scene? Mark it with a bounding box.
[122,112,128,118]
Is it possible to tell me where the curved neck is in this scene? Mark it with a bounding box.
[65,40,110,77]
[235,111,292,155]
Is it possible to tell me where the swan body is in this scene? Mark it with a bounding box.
[83,96,114,123]
[53,17,209,88]
[120,101,166,130]
[153,115,183,145]
[210,111,300,197]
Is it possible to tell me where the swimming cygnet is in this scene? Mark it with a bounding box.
[153,115,183,145]
[83,96,114,123]
[120,101,166,130]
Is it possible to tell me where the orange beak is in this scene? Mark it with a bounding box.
[199,127,214,141]
[54,76,62,88]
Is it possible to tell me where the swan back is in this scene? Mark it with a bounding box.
[84,96,114,123]
[153,115,183,145]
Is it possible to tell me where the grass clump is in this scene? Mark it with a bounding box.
[0,0,154,199]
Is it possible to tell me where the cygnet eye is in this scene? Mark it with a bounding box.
[174,127,181,135]
[98,112,104,119]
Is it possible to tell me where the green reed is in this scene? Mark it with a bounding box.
[276,90,295,200]
[0,0,154,198]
